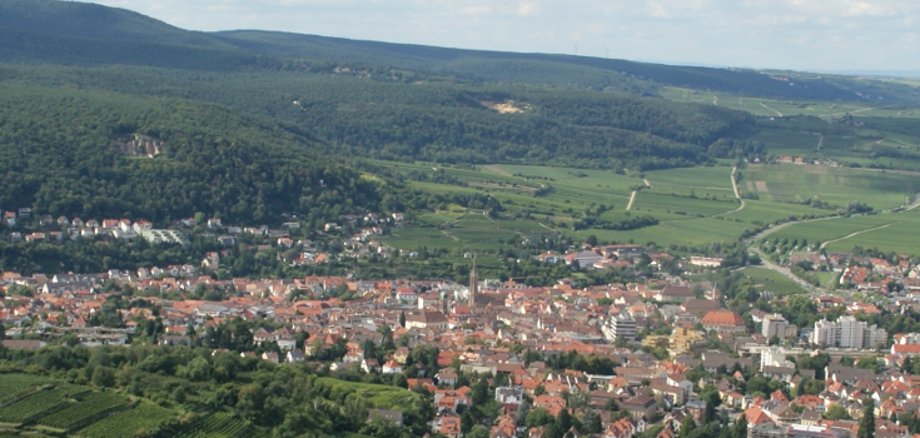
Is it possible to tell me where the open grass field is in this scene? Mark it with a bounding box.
[740,164,917,210]
[770,207,920,255]
[376,161,847,250]
[736,267,809,295]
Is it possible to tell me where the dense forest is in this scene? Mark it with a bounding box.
[0,84,381,224]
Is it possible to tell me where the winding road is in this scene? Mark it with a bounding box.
[736,167,920,296]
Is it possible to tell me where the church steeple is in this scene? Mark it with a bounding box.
[468,254,478,308]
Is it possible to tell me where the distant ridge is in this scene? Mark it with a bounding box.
[1,0,919,103]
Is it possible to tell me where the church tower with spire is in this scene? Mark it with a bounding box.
[468,255,478,309]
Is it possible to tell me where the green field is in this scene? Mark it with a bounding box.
[0,374,178,437]
[737,267,808,295]
[36,392,128,431]
[0,384,87,424]
[660,86,920,119]
[314,377,422,411]
[740,164,917,210]
[770,207,920,255]
[374,160,920,255]
[173,412,253,438]
[76,402,175,438]
[377,161,839,250]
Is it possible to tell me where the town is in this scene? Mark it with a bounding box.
[2,209,919,437]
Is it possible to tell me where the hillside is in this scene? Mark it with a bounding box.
[2,0,920,226]
[2,0,919,103]
[0,83,381,224]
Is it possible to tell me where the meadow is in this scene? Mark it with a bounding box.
[736,267,809,295]
[769,207,920,255]
[740,164,916,210]
[377,161,840,251]
[374,159,920,257]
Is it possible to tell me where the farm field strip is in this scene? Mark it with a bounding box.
[660,86,920,119]
[75,402,175,438]
[0,385,85,424]
[0,375,50,406]
[741,164,917,210]
[377,160,918,251]
[173,412,252,438]
[36,391,129,430]
[767,205,920,255]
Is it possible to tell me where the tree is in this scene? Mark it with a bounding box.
[731,417,747,438]
[678,414,697,438]
[858,399,875,438]
[91,366,116,388]
[824,404,851,421]
[580,410,603,433]
[466,425,489,438]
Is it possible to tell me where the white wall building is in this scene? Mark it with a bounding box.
[812,316,887,350]
[761,313,789,339]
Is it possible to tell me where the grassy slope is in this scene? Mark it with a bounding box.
[378,162,840,250]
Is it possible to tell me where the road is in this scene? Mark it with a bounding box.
[750,247,823,295]
[742,185,919,296]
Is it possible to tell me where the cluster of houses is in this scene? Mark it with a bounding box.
[3,263,920,437]
[0,209,406,266]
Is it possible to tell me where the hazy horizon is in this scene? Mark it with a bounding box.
[86,0,920,73]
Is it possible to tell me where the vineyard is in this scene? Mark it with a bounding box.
[75,402,175,438]
[36,392,129,431]
[0,374,49,405]
[0,384,86,424]
[173,412,253,438]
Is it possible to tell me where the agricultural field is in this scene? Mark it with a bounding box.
[736,267,809,295]
[314,377,422,411]
[376,161,840,250]
[0,375,50,406]
[769,207,920,256]
[0,373,182,437]
[0,384,86,424]
[76,402,175,438]
[35,391,128,431]
[660,86,920,119]
[739,164,917,210]
[173,412,253,438]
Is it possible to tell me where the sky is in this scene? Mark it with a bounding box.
[89,0,920,73]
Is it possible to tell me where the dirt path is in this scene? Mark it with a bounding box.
[759,102,783,117]
[482,164,512,177]
[626,191,637,211]
[729,166,746,213]
[817,134,824,150]
[819,224,892,250]
[643,178,651,188]
[905,195,920,211]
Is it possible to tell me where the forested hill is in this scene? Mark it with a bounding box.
[2,0,919,103]
[0,84,383,225]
